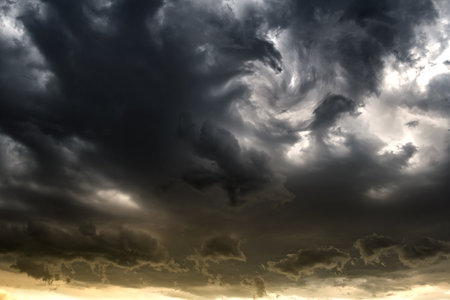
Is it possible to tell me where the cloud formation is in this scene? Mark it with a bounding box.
[189,235,246,265]
[267,247,351,280]
[241,277,267,298]
[0,0,450,298]
[354,233,399,264]
[355,234,450,267]
[0,221,183,283]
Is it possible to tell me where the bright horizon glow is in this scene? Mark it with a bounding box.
[1,270,450,300]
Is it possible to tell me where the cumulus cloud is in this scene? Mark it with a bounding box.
[267,247,351,280]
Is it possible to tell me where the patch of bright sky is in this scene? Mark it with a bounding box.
[96,189,140,210]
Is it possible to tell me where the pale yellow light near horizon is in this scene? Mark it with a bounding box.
[3,287,450,300]
[1,269,450,300]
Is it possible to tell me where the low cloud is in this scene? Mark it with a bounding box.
[0,221,183,282]
[355,234,450,267]
[354,233,399,264]
[267,246,350,280]
[11,257,55,283]
[396,237,450,267]
[191,234,246,264]
[187,234,246,284]
[241,276,267,298]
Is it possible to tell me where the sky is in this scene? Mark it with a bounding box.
[1,0,450,299]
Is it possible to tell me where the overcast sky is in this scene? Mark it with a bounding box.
[1,0,450,299]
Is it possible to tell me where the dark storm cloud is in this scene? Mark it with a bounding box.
[180,120,275,205]
[265,0,437,98]
[0,0,440,213]
[310,94,357,131]
[11,257,54,283]
[0,221,179,275]
[191,235,246,263]
[266,247,350,280]
[0,0,449,296]
[396,237,450,267]
[354,234,450,268]
[186,234,246,285]
[354,233,399,264]
[0,0,289,215]
[337,0,436,95]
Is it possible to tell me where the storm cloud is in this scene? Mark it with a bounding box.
[1,0,450,299]
[267,247,351,280]
[355,234,450,268]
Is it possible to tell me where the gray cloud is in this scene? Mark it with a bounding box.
[267,247,351,280]
[268,0,437,98]
[396,237,450,267]
[241,277,267,298]
[0,221,180,277]
[405,120,420,128]
[354,233,399,264]
[410,74,450,116]
[0,0,450,298]
[186,234,246,285]
[355,234,450,268]
[311,94,358,131]
[192,235,246,264]
[181,120,279,205]
[380,142,418,169]
[11,257,55,283]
